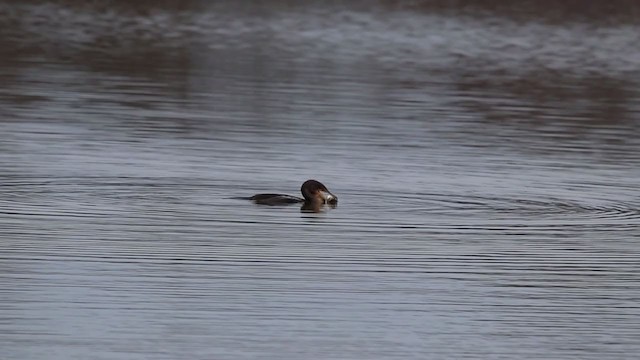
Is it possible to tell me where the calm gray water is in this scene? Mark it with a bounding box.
[1,1,640,359]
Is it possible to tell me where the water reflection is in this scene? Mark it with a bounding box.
[1,1,639,360]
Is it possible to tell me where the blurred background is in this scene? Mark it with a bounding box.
[1,1,639,359]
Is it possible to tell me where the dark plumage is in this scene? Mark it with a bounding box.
[248,180,338,206]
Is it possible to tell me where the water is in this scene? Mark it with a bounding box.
[1,1,639,359]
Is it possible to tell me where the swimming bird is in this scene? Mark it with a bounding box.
[248,180,338,207]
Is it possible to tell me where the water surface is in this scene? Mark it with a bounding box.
[1,1,639,359]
